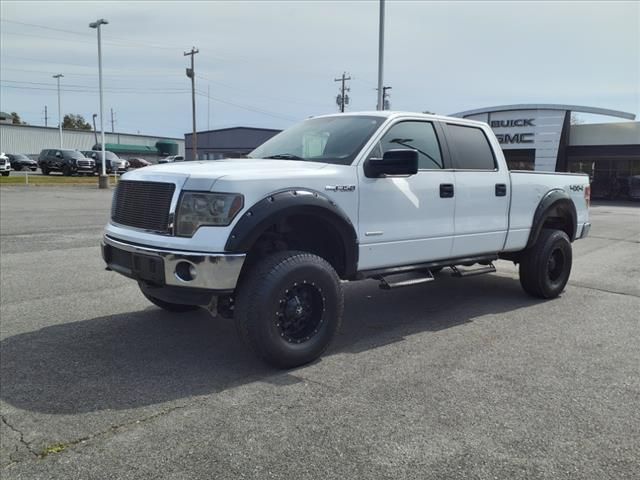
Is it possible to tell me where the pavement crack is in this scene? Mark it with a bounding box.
[568,281,640,299]
[1,415,38,459]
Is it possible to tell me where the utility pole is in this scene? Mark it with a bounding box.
[53,74,63,147]
[382,86,392,110]
[44,105,49,127]
[334,72,351,113]
[110,108,115,133]
[207,84,210,131]
[376,0,385,110]
[184,47,199,160]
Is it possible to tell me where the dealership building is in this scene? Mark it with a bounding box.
[451,104,639,198]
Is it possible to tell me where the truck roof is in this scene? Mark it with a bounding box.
[313,110,488,127]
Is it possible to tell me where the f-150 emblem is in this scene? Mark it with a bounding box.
[325,185,356,192]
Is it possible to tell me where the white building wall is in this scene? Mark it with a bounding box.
[0,124,184,156]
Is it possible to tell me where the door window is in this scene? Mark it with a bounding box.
[446,124,496,170]
[371,121,444,169]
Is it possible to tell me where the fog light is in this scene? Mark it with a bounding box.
[175,261,197,282]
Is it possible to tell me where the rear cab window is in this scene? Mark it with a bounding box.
[446,124,497,170]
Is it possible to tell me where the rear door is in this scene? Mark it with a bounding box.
[443,123,510,257]
[357,119,455,270]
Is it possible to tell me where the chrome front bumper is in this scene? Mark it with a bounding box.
[102,235,245,291]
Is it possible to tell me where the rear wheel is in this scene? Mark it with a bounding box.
[519,229,572,299]
[235,251,344,368]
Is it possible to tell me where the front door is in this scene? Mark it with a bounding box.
[357,120,455,270]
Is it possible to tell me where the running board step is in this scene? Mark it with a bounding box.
[450,263,496,277]
[378,270,435,290]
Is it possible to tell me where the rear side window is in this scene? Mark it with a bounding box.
[447,124,496,170]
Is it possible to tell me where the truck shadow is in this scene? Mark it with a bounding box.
[1,273,543,414]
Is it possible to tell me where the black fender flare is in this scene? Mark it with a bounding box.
[526,189,577,248]
[225,189,359,277]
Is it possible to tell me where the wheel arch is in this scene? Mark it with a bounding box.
[526,189,577,249]
[225,189,359,279]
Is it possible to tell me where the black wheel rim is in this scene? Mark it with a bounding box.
[547,248,565,282]
[276,282,325,344]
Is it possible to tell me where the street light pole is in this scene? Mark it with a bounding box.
[90,18,109,189]
[376,0,385,111]
[53,74,63,147]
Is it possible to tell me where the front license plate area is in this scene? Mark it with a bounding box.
[131,253,165,284]
[106,245,165,284]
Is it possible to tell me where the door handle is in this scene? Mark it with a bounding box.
[440,183,454,198]
[495,183,507,197]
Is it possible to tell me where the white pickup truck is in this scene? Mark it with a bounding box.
[102,112,591,367]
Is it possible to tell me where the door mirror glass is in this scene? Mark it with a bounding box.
[364,149,418,178]
[55,152,62,158]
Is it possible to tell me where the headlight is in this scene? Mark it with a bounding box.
[176,192,244,236]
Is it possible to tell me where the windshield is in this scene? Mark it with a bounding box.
[248,116,385,165]
[13,154,30,160]
[65,151,86,160]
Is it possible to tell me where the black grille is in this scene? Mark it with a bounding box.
[112,180,175,233]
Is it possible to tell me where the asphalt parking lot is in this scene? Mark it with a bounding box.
[1,186,638,480]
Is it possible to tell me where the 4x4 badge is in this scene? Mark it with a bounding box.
[325,185,356,192]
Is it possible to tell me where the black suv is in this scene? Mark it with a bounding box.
[38,149,95,176]
[7,153,38,171]
[81,150,127,174]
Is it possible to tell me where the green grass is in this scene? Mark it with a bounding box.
[41,443,68,456]
[0,175,119,186]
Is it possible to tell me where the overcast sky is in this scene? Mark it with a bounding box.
[1,1,638,138]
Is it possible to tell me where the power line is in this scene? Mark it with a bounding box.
[1,18,185,51]
[1,66,185,78]
[194,90,298,122]
[0,84,192,95]
[195,73,328,108]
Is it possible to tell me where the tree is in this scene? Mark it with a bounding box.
[10,112,27,125]
[62,114,92,130]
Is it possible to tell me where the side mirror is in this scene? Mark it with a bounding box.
[55,152,63,158]
[364,149,418,178]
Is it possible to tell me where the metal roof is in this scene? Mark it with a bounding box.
[450,104,636,120]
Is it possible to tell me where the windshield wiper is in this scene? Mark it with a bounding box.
[263,153,304,160]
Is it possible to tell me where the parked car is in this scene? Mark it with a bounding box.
[0,153,11,176]
[7,153,38,171]
[127,157,151,169]
[629,175,640,200]
[38,149,95,176]
[102,111,591,368]
[81,150,128,174]
[158,155,184,164]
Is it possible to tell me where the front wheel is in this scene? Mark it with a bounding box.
[519,229,572,299]
[235,251,344,368]
[1,172,9,177]
[62,165,72,176]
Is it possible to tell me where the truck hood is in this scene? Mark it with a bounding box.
[121,159,330,189]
